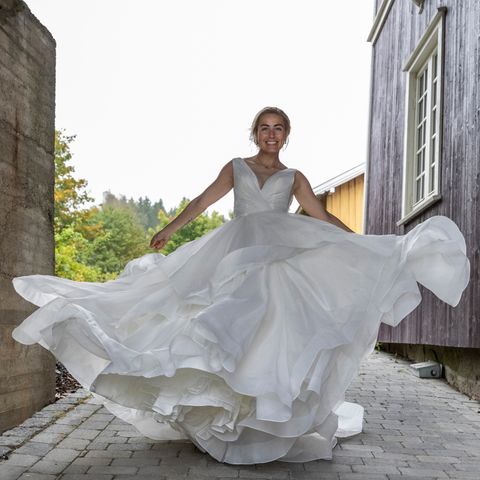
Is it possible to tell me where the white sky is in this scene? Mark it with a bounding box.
[28,0,374,216]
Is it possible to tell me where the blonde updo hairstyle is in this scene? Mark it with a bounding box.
[249,106,291,148]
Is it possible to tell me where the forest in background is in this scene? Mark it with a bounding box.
[55,130,227,281]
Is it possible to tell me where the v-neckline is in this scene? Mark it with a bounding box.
[241,158,293,191]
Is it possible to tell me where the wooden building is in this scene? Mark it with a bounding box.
[296,163,365,234]
[365,0,479,397]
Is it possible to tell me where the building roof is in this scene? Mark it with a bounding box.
[312,162,365,195]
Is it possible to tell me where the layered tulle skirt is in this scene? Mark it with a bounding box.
[12,212,470,464]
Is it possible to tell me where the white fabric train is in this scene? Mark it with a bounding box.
[12,157,470,464]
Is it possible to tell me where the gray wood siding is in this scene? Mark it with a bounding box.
[366,0,480,347]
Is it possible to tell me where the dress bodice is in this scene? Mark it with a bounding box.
[233,157,296,217]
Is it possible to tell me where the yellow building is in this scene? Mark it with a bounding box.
[296,163,365,234]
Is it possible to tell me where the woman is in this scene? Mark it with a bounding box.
[150,107,352,252]
[12,106,470,465]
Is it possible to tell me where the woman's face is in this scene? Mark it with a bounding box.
[255,113,288,153]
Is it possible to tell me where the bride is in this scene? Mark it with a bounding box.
[12,106,470,464]
[150,106,353,251]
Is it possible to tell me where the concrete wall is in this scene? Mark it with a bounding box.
[0,0,56,433]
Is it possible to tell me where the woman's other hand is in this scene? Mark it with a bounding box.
[150,229,171,250]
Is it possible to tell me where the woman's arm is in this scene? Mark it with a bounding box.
[292,170,354,233]
[150,160,234,249]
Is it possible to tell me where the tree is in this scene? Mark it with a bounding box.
[55,227,106,281]
[53,133,151,280]
[85,206,150,276]
[53,130,225,280]
[54,130,94,232]
[151,198,225,254]
[54,130,102,279]
[102,191,165,232]
[135,196,165,231]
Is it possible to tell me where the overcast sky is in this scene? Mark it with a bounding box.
[28,0,374,216]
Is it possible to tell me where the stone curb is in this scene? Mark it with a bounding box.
[0,388,92,460]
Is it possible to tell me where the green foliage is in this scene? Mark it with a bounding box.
[54,130,94,232]
[136,196,166,231]
[85,206,150,275]
[102,191,165,232]
[152,198,225,254]
[55,227,108,281]
[54,130,101,279]
[53,129,226,280]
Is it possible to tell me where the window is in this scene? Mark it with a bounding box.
[398,9,445,225]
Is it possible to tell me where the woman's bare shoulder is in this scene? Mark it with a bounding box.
[216,159,235,182]
[292,169,314,192]
[293,169,308,180]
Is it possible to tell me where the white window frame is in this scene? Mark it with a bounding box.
[397,8,446,226]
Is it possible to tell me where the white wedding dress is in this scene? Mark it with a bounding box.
[12,157,470,464]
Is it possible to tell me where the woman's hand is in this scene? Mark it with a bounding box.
[150,228,172,250]
[149,160,234,251]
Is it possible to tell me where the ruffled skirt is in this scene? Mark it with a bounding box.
[12,212,470,464]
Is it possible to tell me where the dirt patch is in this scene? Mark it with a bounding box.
[55,362,81,399]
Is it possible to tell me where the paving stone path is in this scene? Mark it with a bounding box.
[1,350,479,480]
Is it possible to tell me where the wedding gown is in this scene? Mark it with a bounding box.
[12,157,470,464]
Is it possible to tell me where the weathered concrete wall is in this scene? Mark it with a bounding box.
[0,0,56,433]
[381,343,480,400]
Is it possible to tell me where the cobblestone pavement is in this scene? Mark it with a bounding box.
[1,350,479,480]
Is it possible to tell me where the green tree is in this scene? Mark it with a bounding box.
[135,196,165,231]
[151,198,225,254]
[55,227,106,281]
[86,206,150,275]
[53,130,225,280]
[54,130,94,232]
[54,130,103,279]
[102,191,165,232]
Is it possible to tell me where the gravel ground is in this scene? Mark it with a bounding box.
[55,362,81,399]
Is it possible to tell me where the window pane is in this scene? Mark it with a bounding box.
[429,135,436,193]
[416,175,424,202]
[417,98,424,124]
[429,163,436,192]
[416,149,425,176]
[419,69,426,95]
[417,124,423,148]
